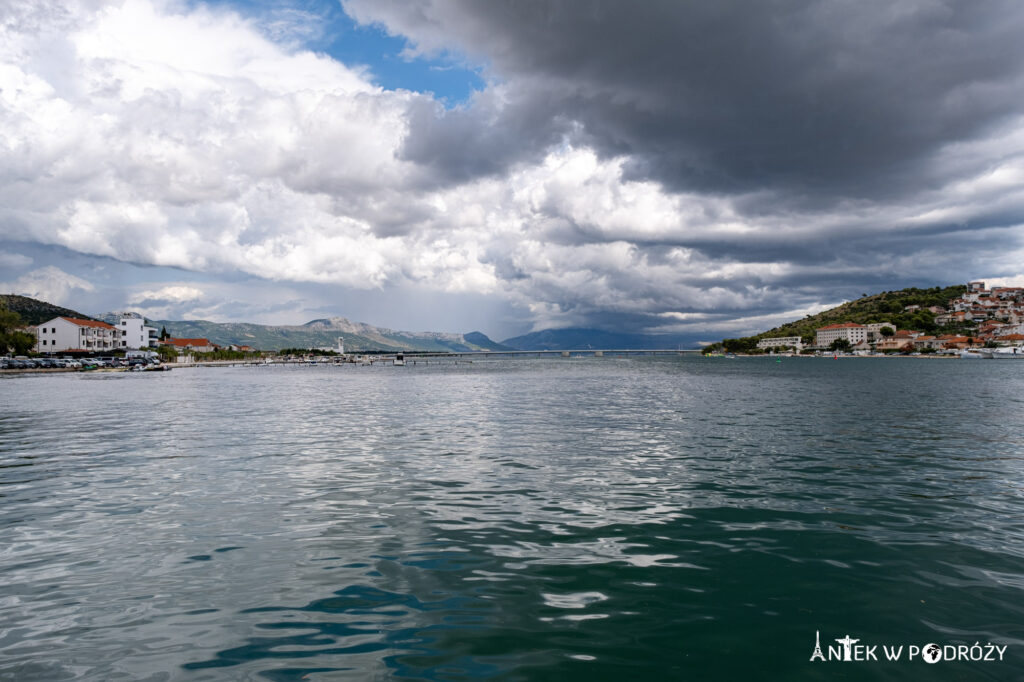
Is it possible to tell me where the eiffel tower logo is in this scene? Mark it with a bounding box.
[810,630,826,662]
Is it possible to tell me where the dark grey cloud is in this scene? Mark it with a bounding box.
[347,0,1024,201]
[6,0,1024,343]
[343,0,1024,336]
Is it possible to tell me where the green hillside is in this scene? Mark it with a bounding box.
[706,284,968,353]
[0,294,98,326]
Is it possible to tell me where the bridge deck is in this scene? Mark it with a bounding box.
[402,349,702,357]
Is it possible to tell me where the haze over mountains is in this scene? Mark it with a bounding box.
[4,293,700,351]
[146,316,515,352]
[15,285,993,352]
[150,318,695,351]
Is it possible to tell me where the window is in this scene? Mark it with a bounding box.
[42,339,47,346]
[52,328,55,333]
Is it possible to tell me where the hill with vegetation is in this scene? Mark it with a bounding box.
[705,284,969,353]
[0,294,98,326]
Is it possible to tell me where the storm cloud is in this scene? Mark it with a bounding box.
[1,0,1023,338]
[348,0,1024,199]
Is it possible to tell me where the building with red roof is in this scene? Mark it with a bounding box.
[162,338,215,353]
[34,316,118,352]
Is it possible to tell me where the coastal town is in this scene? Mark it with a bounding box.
[4,280,1024,370]
[752,281,1024,355]
[27,312,254,360]
[2,309,281,370]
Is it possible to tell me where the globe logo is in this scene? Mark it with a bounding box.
[922,643,942,664]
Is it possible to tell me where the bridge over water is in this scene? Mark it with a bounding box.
[402,349,703,358]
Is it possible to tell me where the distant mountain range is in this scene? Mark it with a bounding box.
[145,316,515,352]
[4,292,700,351]
[501,328,695,351]
[149,322,697,352]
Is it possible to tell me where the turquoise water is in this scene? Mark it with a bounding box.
[1,357,1023,680]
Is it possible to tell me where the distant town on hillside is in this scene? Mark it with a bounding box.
[703,281,1024,354]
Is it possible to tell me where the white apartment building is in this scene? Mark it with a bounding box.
[35,317,118,352]
[756,336,803,351]
[863,322,896,341]
[815,323,868,347]
[113,312,158,349]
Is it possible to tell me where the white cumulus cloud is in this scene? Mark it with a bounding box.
[129,285,204,304]
[3,0,1024,337]
[0,265,94,305]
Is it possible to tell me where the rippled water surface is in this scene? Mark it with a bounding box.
[2,357,1024,680]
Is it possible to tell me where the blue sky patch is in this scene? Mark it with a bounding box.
[196,0,484,105]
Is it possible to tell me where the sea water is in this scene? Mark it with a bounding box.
[2,357,1022,680]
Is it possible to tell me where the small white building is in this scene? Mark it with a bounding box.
[756,336,803,352]
[35,317,118,352]
[112,312,158,349]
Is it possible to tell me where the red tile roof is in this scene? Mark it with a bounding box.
[60,317,115,329]
[167,338,211,347]
[817,322,864,330]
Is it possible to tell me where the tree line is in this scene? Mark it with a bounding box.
[0,303,36,355]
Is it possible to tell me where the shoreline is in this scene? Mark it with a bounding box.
[0,350,974,376]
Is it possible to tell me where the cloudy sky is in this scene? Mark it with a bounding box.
[3,0,1024,342]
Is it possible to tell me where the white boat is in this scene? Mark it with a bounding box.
[393,352,406,366]
[990,345,1024,359]
[960,348,992,359]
